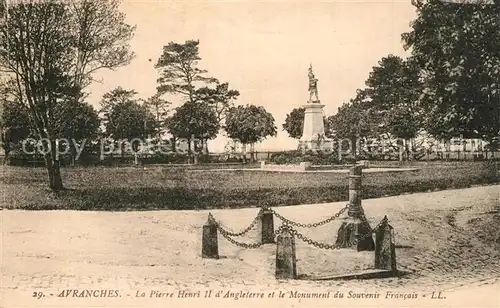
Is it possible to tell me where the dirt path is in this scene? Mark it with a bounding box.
[1,185,499,307]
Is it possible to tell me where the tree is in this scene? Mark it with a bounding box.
[402,0,500,152]
[100,87,156,152]
[54,100,100,164]
[193,82,240,124]
[0,0,6,20]
[166,101,219,163]
[225,105,277,162]
[155,40,217,103]
[0,0,135,191]
[283,108,305,139]
[143,93,171,137]
[327,91,375,160]
[364,55,424,160]
[1,100,32,161]
[1,98,99,164]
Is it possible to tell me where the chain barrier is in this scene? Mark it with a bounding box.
[264,204,349,228]
[217,224,263,249]
[210,205,388,251]
[274,224,356,250]
[274,216,388,250]
[212,208,263,237]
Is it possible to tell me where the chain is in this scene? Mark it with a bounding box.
[265,204,349,228]
[274,224,355,250]
[274,216,388,250]
[217,225,262,249]
[212,209,263,237]
[293,228,350,250]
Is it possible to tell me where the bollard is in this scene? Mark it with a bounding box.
[374,216,397,276]
[275,226,297,279]
[335,165,375,251]
[202,213,219,259]
[261,208,275,244]
[348,165,363,217]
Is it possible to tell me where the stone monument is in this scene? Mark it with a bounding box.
[299,64,331,152]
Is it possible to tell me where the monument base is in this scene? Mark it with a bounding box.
[335,217,375,252]
[299,139,334,153]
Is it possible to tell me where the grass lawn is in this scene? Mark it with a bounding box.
[1,161,498,211]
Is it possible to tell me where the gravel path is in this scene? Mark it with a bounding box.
[1,185,499,307]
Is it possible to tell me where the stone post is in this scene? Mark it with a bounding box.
[335,166,375,251]
[300,162,311,171]
[374,216,397,276]
[348,165,362,217]
[261,208,275,244]
[260,160,266,169]
[202,213,219,259]
[275,226,297,279]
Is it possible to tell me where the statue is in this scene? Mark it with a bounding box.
[308,64,319,102]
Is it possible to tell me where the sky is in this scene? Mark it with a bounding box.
[88,0,417,152]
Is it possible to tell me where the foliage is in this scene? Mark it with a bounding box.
[53,101,100,143]
[166,100,219,140]
[1,100,32,131]
[155,40,217,102]
[402,0,500,146]
[225,105,277,145]
[100,87,156,142]
[193,82,240,124]
[142,93,171,135]
[327,90,374,141]
[365,55,423,141]
[282,108,305,139]
[1,98,99,161]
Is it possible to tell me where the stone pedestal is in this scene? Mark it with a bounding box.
[300,101,327,152]
[335,166,375,251]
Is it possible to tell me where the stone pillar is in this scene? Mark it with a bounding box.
[335,166,375,251]
[275,226,297,279]
[261,208,275,244]
[202,213,219,259]
[374,216,397,276]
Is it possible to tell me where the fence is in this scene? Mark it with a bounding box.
[201,165,399,280]
[202,204,397,280]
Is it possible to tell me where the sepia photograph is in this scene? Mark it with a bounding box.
[0,0,499,307]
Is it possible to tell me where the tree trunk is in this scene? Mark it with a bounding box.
[250,143,255,162]
[187,137,192,164]
[43,140,64,191]
[242,143,247,163]
[70,144,76,167]
[171,137,177,153]
[404,138,410,161]
[203,138,209,155]
[351,137,357,162]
